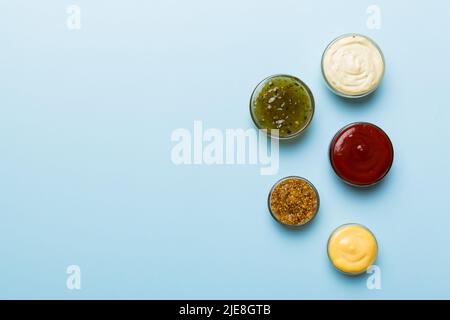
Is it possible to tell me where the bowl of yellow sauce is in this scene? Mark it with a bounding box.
[327,224,378,275]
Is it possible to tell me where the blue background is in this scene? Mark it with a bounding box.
[1,0,449,299]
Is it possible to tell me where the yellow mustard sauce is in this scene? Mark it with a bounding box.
[327,224,378,275]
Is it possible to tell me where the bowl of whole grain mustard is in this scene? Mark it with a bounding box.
[250,75,315,139]
[268,176,320,227]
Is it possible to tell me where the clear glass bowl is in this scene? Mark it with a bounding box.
[267,176,320,227]
[250,74,315,140]
[329,122,394,188]
[321,34,385,98]
[327,223,379,276]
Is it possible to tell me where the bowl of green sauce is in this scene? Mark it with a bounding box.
[250,74,315,139]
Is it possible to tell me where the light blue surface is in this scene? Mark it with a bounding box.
[1,0,450,299]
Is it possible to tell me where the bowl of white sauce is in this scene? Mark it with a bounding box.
[321,34,385,98]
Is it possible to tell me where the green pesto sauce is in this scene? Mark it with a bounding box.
[251,75,313,138]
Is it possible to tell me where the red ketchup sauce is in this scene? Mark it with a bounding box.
[330,123,394,187]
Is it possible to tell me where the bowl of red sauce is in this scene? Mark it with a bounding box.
[329,122,394,187]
